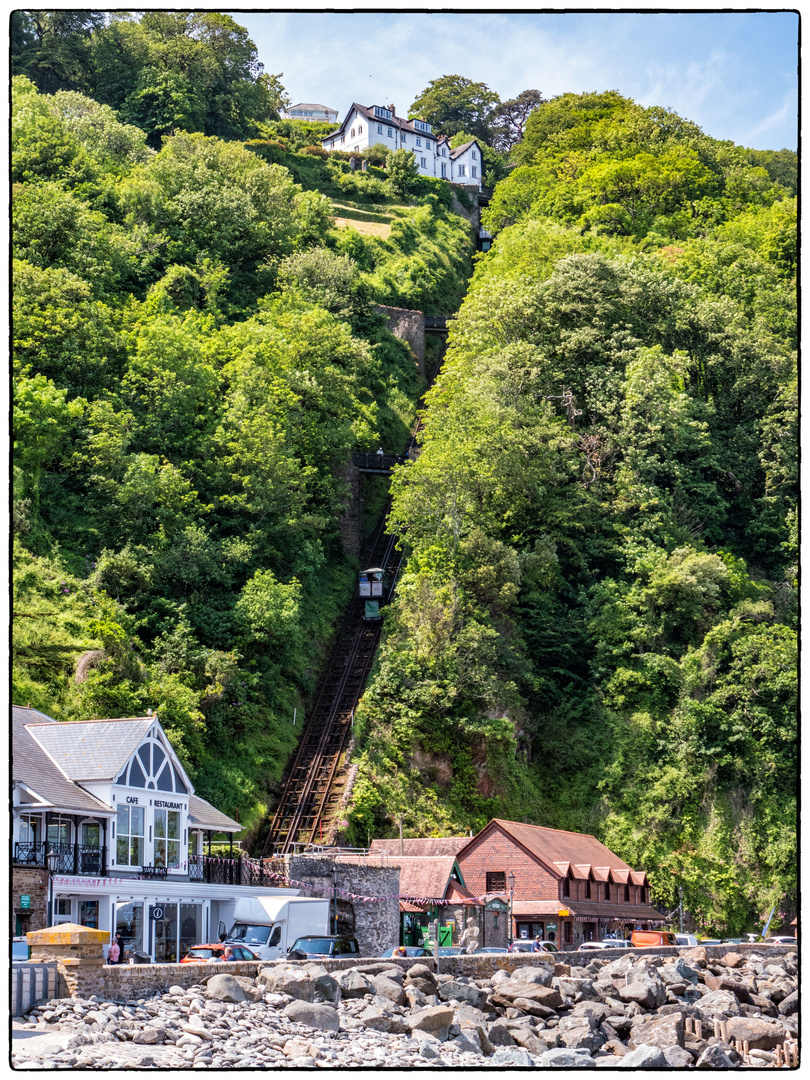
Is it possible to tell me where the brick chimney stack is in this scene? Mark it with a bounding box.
[388,104,396,116]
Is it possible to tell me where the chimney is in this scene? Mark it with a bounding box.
[388,103,396,116]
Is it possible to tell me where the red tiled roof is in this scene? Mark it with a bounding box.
[445,879,478,904]
[513,899,664,922]
[393,856,462,900]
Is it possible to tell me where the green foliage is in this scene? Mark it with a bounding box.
[409,75,500,143]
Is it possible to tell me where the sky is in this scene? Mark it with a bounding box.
[227,8,799,152]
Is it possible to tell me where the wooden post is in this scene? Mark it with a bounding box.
[696,1019,702,1041]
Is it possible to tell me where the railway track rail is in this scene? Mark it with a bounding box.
[260,512,404,856]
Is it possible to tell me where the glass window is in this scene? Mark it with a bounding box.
[81,822,100,847]
[179,903,202,959]
[420,157,426,167]
[486,871,506,892]
[128,757,146,787]
[585,878,591,898]
[472,150,478,159]
[154,809,180,868]
[358,125,363,133]
[401,133,407,143]
[441,163,447,177]
[116,806,144,866]
[416,137,421,146]
[471,166,477,177]
[350,128,355,137]
[54,898,72,924]
[562,876,570,898]
[116,901,144,955]
[47,819,70,846]
[624,883,630,902]
[604,883,610,902]
[442,148,446,157]
[458,165,466,176]
[19,814,39,843]
[377,124,382,134]
[151,902,178,963]
[78,899,99,928]
[387,127,393,137]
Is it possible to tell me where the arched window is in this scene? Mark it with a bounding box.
[116,731,187,793]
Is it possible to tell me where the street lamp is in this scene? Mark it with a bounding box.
[46,848,57,927]
[332,864,338,936]
[508,871,515,947]
[678,887,684,934]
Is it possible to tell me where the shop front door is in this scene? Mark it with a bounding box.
[150,903,178,963]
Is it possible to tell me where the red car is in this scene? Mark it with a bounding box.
[180,943,258,963]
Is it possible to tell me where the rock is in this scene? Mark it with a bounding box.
[510,997,558,1019]
[507,965,554,988]
[333,969,374,999]
[132,1028,162,1045]
[617,1043,669,1067]
[419,1041,442,1059]
[204,975,245,1003]
[406,977,439,997]
[541,1047,596,1067]
[695,1043,738,1068]
[487,1020,516,1047]
[405,986,429,1009]
[722,952,744,968]
[556,1015,604,1053]
[628,1012,684,1050]
[778,989,798,1016]
[358,1007,409,1034]
[510,1028,549,1054]
[571,1001,612,1025]
[282,1000,340,1033]
[724,1016,785,1050]
[455,1005,494,1055]
[498,984,563,1010]
[694,989,743,1018]
[437,979,487,1011]
[405,1005,454,1041]
[448,1032,483,1056]
[663,1045,694,1067]
[368,975,407,1007]
[601,1039,629,1057]
[617,982,657,1010]
[490,1047,535,1067]
[659,958,700,986]
[301,964,340,1003]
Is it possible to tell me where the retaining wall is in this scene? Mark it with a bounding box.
[93,942,797,1001]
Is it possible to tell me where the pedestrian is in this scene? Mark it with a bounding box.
[107,937,120,965]
[532,936,544,952]
[376,446,384,456]
[115,934,126,964]
[222,946,234,962]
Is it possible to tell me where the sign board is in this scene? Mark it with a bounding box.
[558,909,570,916]
[151,907,164,920]
[20,895,31,909]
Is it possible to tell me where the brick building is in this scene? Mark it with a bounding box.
[455,818,664,948]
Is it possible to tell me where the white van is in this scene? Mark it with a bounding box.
[674,933,699,947]
[221,896,331,961]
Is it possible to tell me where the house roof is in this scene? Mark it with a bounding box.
[369,837,470,858]
[391,855,463,901]
[324,103,436,142]
[25,717,155,781]
[285,103,336,112]
[12,706,113,816]
[464,819,645,882]
[449,139,479,159]
[187,795,241,834]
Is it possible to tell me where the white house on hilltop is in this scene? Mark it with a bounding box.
[281,102,339,124]
[322,103,484,191]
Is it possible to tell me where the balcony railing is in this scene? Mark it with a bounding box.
[188,854,275,888]
[14,842,107,876]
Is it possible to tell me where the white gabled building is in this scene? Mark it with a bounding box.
[12,705,296,962]
[322,102,484,191]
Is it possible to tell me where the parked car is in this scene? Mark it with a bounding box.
[12,937,29,962]
[674,934,699,948]
[698,938,722,946]
[631,930,677,948]
[477,947,509,953]
[508,939,558,953]
[380,946,429,958]
[436,946,464,956]
[287,935,360,959]
[578,940,634,951]
[722,938,744,944]
[764,935,796,945]
[180,943,258,963]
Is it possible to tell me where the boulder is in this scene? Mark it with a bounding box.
[368,974,408,1007]
[570,1001,612,1025]
[205,974,246,1003]
[721,952,744,969]
[600,955,635,978]
[132,1028,163,1045]
[455,1005,494,1055]
[437,979,487,1011]
[405,986,429,1010]
[694,989,743,1019]
[724,1016,786,1051]
[659,959,700,986]
[695,1043,738,1068]
[497,984,563,1010]
[448,1032,484,1056]
[334,969,374,999]
[510,997,559,1019]
[283,1000,340,1033]
[406,977,439,997]
[680,947,707,967]
[301,964,340,1002]
[663,1046,695,1068]
[628,1012,684,1050]
[405,1005,454,1041]
[617,1044,669,1068]
[358,1007,409,1034]
[258,967,317,1001]
[618,982,657,1010]
[778,990,798,1016]
[510,1027,549,1055]
[541,1047,596,1067]
[490,1047,535,1067]
[487,1019,516,1047]
[556,1015,604,1053]
[507,965,554,988]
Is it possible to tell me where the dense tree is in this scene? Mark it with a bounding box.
[409,75,500,143]
[490,89,547,153]
[11,10,104,94]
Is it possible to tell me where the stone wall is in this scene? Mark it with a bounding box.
[49,942,799,1004]
[12,866,49,935]
[27,923,110,1000]
[288,855,399,957]
[375,305,425,375]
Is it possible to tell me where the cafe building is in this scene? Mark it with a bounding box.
[12,705,295,961]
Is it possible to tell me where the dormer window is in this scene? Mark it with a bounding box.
[116,735,188,793]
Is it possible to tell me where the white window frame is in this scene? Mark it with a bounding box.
[471,166,477,178]
[377,124,383,134]
[458,164,466,176]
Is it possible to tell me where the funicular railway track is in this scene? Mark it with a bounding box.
[261,513,404,856]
